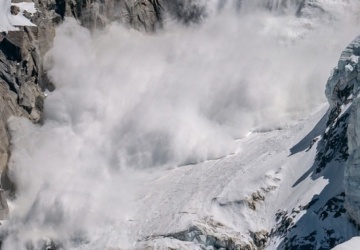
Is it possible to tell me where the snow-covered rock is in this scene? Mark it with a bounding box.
[346,101,360,225]
[324,35,360,226]
[325,36,360,110]
[0,0,38,32]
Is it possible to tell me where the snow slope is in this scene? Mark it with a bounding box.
[72,104,357,249]
[333,237,360,250]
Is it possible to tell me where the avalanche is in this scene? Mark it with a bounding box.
[1,0,360,249]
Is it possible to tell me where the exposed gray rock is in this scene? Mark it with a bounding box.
[250,230,269,249]
[0,189,9,219]
[270,193,351,250]
[60,0,163,32]
[246,191,265,210]
[345,96,360,225]
[324,36,360,225]
[0,2,55,202]
[325,36,360,110]
[0,78,30,198]
[18,78,44,121]
[10,5,20,15]
[139,217,264,249]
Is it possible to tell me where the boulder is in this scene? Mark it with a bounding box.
[10,5,20,15]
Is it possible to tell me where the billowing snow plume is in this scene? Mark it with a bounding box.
[2,0,360,249]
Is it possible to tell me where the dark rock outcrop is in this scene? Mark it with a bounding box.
[323,36,360,225]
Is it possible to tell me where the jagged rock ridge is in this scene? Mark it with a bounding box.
[325,36,360,226]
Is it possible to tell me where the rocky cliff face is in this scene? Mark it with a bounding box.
[325,36,360,225]
[268,34,360,250]
[0,27,49,196]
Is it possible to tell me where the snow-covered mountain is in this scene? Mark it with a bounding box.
[0,0,360,249]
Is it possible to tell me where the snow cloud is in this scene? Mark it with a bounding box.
[2,0,360,248]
